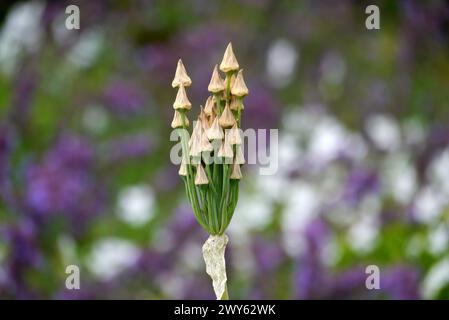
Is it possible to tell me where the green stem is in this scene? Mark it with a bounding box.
[220,284,229,300]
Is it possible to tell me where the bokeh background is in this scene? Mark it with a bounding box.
[1,0,449,299]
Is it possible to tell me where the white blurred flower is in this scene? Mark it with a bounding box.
[421,257,449,299]
[382,152,417,205]
[282,182,320,233]
[347,198,380,253]
[308,115,347,163]
[266,38,298,88]
[230,191,273,233]
[428,224,449,255]
[414,186,445,224]
[342,133,368,161]
[366,114,401,152]
[87,238,139,280]
[82,105,109,135]
[403,118,426,146]
[67,28,103,68]
[0,1,44,75]
[427,148,449,197]
[117,184,155,227]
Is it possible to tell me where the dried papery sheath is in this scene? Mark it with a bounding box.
[208,65,225,93]
[231,69,249,97]
[207,117,224,140]
[172,59,192,88]
[171,110,189,128]
[204,96,215,116]
[195,164,209,185]
[203,234,229,299]
[220,43,239,73]
[230,162,242,180]
[218,103,236,128]
[173,85,192,110]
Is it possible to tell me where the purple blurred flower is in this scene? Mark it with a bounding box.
[166,204,200,245]
[103,133,155,163]
[153,165,180,192]
[251,237,285,274]
[382,266,421,299]
[343,167,379,205]
[25,134,104,229]
[138,44,175,83]
[294,217,331,299]
[104,80,145,115]
[243,84,279,130]
[3,218,43,298]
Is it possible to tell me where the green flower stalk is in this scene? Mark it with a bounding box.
[170,43,248,300]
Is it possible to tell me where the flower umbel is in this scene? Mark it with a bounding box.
[170,43,248,300]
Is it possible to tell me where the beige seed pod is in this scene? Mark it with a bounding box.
[204,96,215,116]
[220,43,239,73]
[172,59,192,88]
[218,136,233,159]
[231,69,249,97]
[171,111,189,129]
[199,106,210,130]
[173,85,192,110]
[178,162,187,176]
[234,145,245,164]
[189,120,202,148]
[189,120,202,156]
[228,123,242,145]
[200,128,214,152]
[195,164,209,185]
[208,65,225,93]
[230,96,244,111]
[230,162,242,180]
[218,103,236,128]
[206,117,224,140]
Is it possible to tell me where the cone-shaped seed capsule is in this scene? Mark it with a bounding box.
[220,43,239,73]
[172,59,192,88]
[234,145,245,164]
[230,96,238,111]
[208,65,225,93]
[195,164,209,185]
[199,106,210,130]
[204,96,215,116]
[230,96,244,111]
[230,162,242,180]
[171,110,189,128]
[231,69,249,97]
[206,117,224,140]
[189,121,202,156]
[200,128,214,152]
[178,162,187,176]
[218,136,233,158]
[189,119,202,148]
[218,102,236,128]
[228,123,242,145]
[173,85,192,110]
